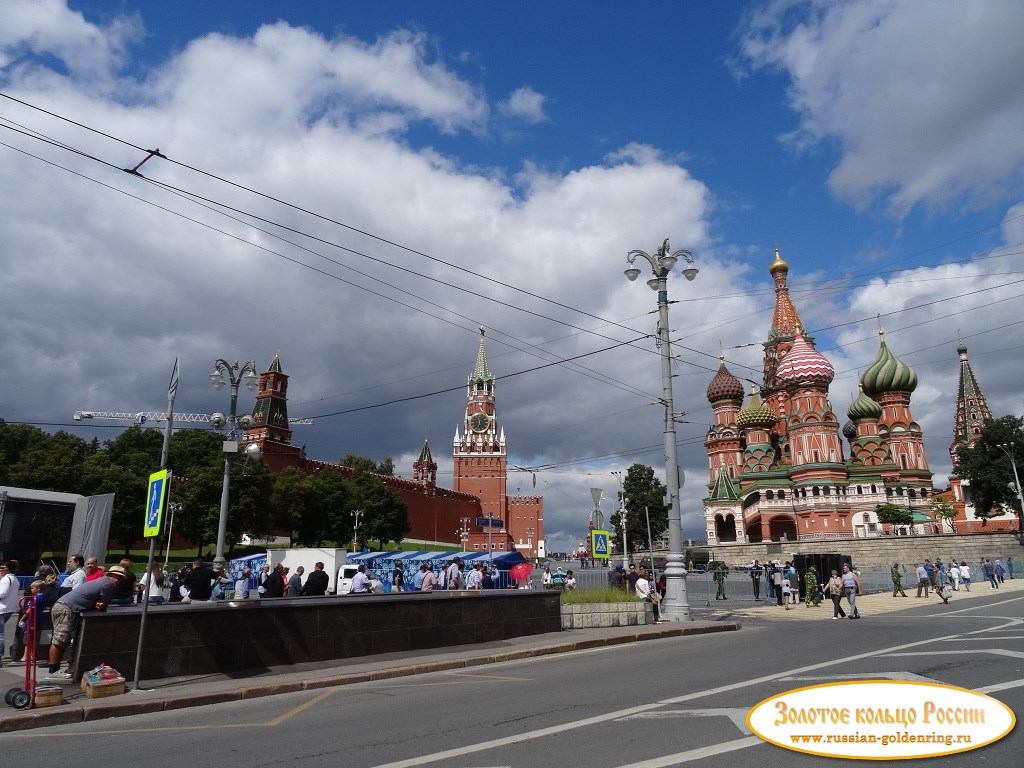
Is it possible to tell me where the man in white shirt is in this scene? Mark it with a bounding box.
[915,563,930,597]
[349,565,373,594]
[635,572,660,623]
[465,562,483,590]
[445,558,462,590]
[63,554,87,591]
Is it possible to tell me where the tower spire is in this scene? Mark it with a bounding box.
[471,326,492,382]
[949,338,993,467]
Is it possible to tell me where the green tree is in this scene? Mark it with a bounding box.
[609,464,668,556]
[77,427,163,555]
[314,469,351,546]
[875,503,913,527]
[6,430,90,492]
[0,420,51,484]
[230,458,275,551]
[339,453,395,476]
[271,467,319,546]
[348,470,409,549]
[168,429,228,557]
[927,497,959,534]
[955,415,1024,528]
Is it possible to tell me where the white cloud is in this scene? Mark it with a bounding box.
[1,5,1018,555]
[738,0,1024,215]
[498,86,547,123]
[0,0,141,79]
[0,8,716,552]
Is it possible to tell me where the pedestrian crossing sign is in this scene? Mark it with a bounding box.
[144,469,171,538]
[591,529,610,559]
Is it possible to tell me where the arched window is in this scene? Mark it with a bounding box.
[857,485,863,495]
[863,512,870,523]
[871,484,877,494]
[779,490,786,500]
[766,490,774,500]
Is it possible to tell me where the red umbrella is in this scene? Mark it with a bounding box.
[509,562,533,583]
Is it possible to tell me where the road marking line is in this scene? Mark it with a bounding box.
[617,735,765,766]
[268,687,339,725]
[371,627,971,768]
[884,649,1024,659]
[976,679,1024,694]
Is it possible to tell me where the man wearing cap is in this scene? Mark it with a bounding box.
[45,564,126,680]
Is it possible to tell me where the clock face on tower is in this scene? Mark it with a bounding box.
[469,412,489,433]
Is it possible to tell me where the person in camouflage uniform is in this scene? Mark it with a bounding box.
[891,562,908,597]
[804,565,820,607]
[713,563,728,600]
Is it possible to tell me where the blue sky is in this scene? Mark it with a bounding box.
[2,1,1022,551]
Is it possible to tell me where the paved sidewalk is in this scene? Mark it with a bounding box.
[0,619,739,732]
[707,573,1024,621]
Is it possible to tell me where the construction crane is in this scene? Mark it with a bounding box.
[73,411,314,425]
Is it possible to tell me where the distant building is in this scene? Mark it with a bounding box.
[241,334,543,553]
[942,339,1015,530]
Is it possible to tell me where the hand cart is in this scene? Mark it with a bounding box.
[5,596,38,710]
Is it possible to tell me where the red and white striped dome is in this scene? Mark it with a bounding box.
[776,332,834,386]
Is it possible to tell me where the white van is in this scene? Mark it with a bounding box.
[337,564,360,594]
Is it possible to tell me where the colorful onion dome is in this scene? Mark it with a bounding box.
[957,338,968,356]
[847,385,883,421]
[775,332,835,386]
[861,331,917,395]
[737,385,776,430]
[706,358,744,403]
[842,419,857,441]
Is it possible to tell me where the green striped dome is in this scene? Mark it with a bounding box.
[737,388,776,430]
[861,333,917,396]
[847,387,883,420]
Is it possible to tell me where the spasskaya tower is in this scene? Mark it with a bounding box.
[453,328,543,558]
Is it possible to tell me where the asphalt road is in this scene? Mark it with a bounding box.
[2,590,1021,767]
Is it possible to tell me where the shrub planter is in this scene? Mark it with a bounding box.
[561,601,653,630]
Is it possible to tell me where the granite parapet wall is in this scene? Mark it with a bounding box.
[72,590,561,681]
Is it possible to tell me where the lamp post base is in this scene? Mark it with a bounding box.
[658,553,691,621]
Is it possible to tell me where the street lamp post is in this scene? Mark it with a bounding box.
[487,511,494,564]
[995,442,1024,532]
[352,509,363,551]
[624,238,698,621]
[611,472,628,569]
[209,359,259,568]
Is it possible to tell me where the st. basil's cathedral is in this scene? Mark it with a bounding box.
[700,248,1002,545]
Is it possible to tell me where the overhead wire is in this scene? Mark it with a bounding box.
[1,94,1021,445]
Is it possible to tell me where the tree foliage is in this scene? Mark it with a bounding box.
[927,497,959,533]
[609,464,668,556]
[955,415,1024,527]
[0,422,407,556]
[875,502,913,526]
